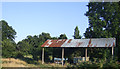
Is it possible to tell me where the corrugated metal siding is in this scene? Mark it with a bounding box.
[41,38,116,47]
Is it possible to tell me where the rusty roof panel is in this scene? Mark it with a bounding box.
[41,38,116,47]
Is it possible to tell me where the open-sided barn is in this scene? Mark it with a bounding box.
[41,38,116,66]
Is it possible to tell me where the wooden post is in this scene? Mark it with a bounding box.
[42,48,44,64]
[112,46,114,59]
[85,48,87,61]
[62,48,64,66]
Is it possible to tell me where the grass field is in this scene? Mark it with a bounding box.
[2,58,67,67]
[2,58,34,67]
[2,58,120,68]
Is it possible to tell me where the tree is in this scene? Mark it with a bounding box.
[2,39,17,58]
[39,32,51,42]
[51,37,58,39]
[84,2,120,60]
[84,2,120,38]
[72,26,82,61]
[17,32,52,61]
[73,26,82,39]
[58,34,67,39]
[1,20,16,41]
[17,40,31,56]
[0,20,17,58]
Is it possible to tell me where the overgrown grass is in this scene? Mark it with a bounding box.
[2,56,120,69]
[2,58,67,67]
[67,57,120,69]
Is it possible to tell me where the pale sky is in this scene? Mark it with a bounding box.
[2,2,89,43]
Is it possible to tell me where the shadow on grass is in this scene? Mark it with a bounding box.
[17,57,39,65]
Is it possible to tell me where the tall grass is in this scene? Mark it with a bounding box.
[67,57,120,69]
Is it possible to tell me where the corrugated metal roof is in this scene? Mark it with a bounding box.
[41,38,116,47]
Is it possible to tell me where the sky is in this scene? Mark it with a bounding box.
[2,2,89,43]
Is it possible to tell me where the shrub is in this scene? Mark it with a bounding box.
[67,57,120,69]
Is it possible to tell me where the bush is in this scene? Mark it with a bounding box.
[67,58,120,69]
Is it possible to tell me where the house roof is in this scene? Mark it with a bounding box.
[41,38,116,47]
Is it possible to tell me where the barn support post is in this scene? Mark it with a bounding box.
[62,48,64,66]
[112,46,114,59]
[42,48,44,64]
[85,48,87,61]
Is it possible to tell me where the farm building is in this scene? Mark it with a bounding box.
[41,38,116,66]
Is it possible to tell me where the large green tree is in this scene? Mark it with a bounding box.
[84,2,120,60]
[1,20,16,41]
[73,26,82,39]
[1,20,17,58]
[84,2,120,38]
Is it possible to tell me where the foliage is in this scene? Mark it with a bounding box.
[1,20,18,58]
[84,2,120,38]
[84,2,120,60]
[71,26,83,62]
[17,41,31,55]
[73,26,82,39]
[17,32,51,61]
[2,39,17,58]
[1,20,16,41]
[58,34,67,39]
[67,57,120,69]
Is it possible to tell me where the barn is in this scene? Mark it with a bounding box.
[41,38,116,66]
